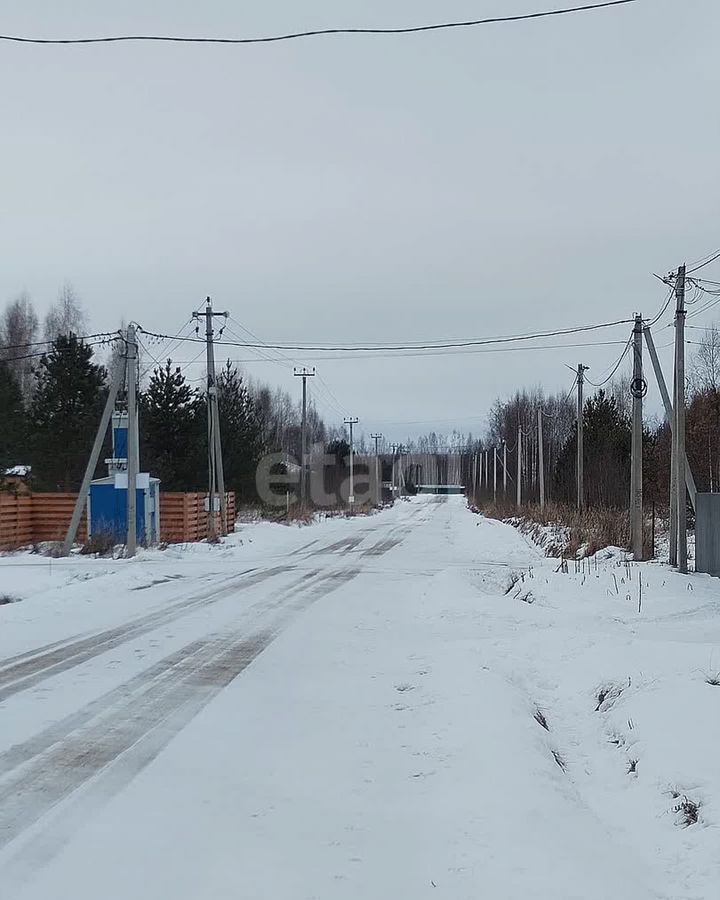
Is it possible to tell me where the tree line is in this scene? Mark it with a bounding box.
[0,289,335,501]
[464,324,720,511]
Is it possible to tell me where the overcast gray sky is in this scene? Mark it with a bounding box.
[1,1,718,442]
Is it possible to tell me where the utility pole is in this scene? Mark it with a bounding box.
[516,425,522,509]
[643,324,697,508]
[538,409,545,511]
[396,444,406,495]
[390,443,398,496]
[630,314,644,560]
[62,353,125,556]
[493,447,498,502]
[126,324,139,557]
[344,416,359,510]
[503,441,508,499]
[193,297,228,538]
[294,367,316,508]
[675,265,688,573]
[371,433,383,505]
[576,364,588,510]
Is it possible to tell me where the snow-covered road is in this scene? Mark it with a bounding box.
[1,496,718,899]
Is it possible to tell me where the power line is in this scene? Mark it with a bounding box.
[159,338,631,366]
[645,285,675,327]
[686,248,720,275]
[0,331,120,353]
[0,2,641,46]
[0,337,120,364]
[584,335,633,387]
[136,318,635,355]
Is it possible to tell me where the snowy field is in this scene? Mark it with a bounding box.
[1,495,719,899]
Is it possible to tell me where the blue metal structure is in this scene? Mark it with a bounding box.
[88,411,160,545]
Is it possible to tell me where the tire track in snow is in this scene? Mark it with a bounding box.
[0,566,294,702]
[0,564,363,855]
[0,506,431,879]
[0,566,323,779]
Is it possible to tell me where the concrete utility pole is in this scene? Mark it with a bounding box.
[493,447,498,502]
[538,409,545,511]
[294,367,316,508]
[643,324,697,508]
[126,324,139,557]
[516,425,522,509]
[344,416,359,509]
[193,297,229,538]
[371,433,383,505]
[674,265,688,573]
[390,443,398,496]
[630,315,644,560]
[62,353,126,556]
[576,364,588,510]
[503,441,508,498]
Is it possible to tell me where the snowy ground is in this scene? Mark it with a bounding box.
[1,496,718,899]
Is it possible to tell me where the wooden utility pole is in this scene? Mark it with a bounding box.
[630,314,644,560]
[371,433,383,505]
[344,416,359,509]
[193,298,228,538]
[538,409,545,510]
[675,265,688,573]
[126,324,139,557]
[294,367,316,508]
[576,364,588,510]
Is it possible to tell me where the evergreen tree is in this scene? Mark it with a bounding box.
[216,362,264,502]
[553,389,631,507]
[29,335,107,491]
[140,360,204,490]
[0,361,27,475]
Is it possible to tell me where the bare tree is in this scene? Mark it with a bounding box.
[43,282,88,342]
[0,292,39,399]
[691,324,720,394]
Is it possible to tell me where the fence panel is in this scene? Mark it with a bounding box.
[32,493,87,544]
[0,494,33,549]
[1,490,235,549]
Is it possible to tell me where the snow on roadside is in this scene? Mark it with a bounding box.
[2,496,719,898]
[483,521,720,898]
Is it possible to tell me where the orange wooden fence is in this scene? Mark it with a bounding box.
[160,493,236,544]
[0,493,33,549]
[0,491,235,550]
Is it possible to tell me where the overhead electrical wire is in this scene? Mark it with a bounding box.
[584,335,633,387]
[645,285,675,328]
[162,338,631,366]
[0,2,641,46]
[136,317,635,355]
[686,248,720,276]
[0,337,120,364]
[0,330,120,353]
